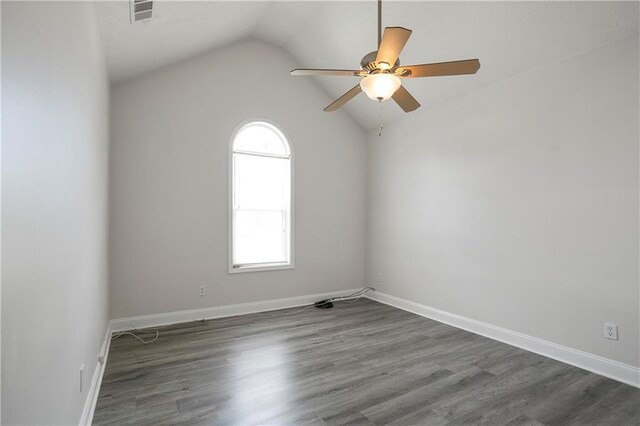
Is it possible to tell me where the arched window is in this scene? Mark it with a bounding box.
[229,121,293,272]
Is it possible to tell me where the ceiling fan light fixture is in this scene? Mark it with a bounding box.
[360,73,401,101]
[290,0,480,113]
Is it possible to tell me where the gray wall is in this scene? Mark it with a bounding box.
[1,2,110,424]
[366,35,639,367]
[109,39,367,319]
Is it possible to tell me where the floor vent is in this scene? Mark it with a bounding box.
[131,0,153,23]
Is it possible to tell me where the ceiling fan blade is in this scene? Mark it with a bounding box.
[392,85,420,112]
[397,59,481,78]
[291,69,363,77]
[324,84,362,112]
[375,27,412,67]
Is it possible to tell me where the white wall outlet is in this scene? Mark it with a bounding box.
[376,273,382,283]
[79,364,84,393]
[604,322,618,340]
[199,285,206,296]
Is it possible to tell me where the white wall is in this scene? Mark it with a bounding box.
[366,35,639,367]
[109,39,366,318]
[1,2,110,424]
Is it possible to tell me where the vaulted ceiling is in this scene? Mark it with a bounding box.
[96,1,639,130]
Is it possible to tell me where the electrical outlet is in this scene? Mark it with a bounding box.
[79,364,84,393]
[376,273,382,283]
[199,285,206,296]
[604,322,618,340]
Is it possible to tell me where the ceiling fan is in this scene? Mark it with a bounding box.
[290,0,480,113]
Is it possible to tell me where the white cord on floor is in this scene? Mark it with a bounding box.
[210,287,375,323]
[111,325,161,344]
[328,287,375,303]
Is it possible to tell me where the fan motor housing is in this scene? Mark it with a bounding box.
[360,51,400,72]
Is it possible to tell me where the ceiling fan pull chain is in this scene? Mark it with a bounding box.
[378,101,384,137]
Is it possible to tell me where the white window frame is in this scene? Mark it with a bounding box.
[228,119,295,274]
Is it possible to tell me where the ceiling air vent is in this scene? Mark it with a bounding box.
[130,0,153,23]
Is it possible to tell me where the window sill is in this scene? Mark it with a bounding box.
[228,262,294,274]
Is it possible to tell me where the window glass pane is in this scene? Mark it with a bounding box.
[232,152,290,267]
[233,210,286,265]
[234,154,288,210]
[231,121,292,269]
[233,123,289,157]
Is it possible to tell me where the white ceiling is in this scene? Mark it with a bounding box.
[96,1,639,129]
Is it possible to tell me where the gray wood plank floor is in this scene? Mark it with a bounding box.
[94,299,639,425]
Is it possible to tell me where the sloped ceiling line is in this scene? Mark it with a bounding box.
[96,1,639,129]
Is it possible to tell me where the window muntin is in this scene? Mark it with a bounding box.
[230,121,292,272]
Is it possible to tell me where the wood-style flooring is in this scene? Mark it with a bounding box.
[94,299,639,425]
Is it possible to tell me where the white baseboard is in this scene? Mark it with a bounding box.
[367,291,640,388]
[110,288,363,332]
[79,324,113,426]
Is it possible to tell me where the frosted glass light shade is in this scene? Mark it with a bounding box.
[360,74,401,101]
